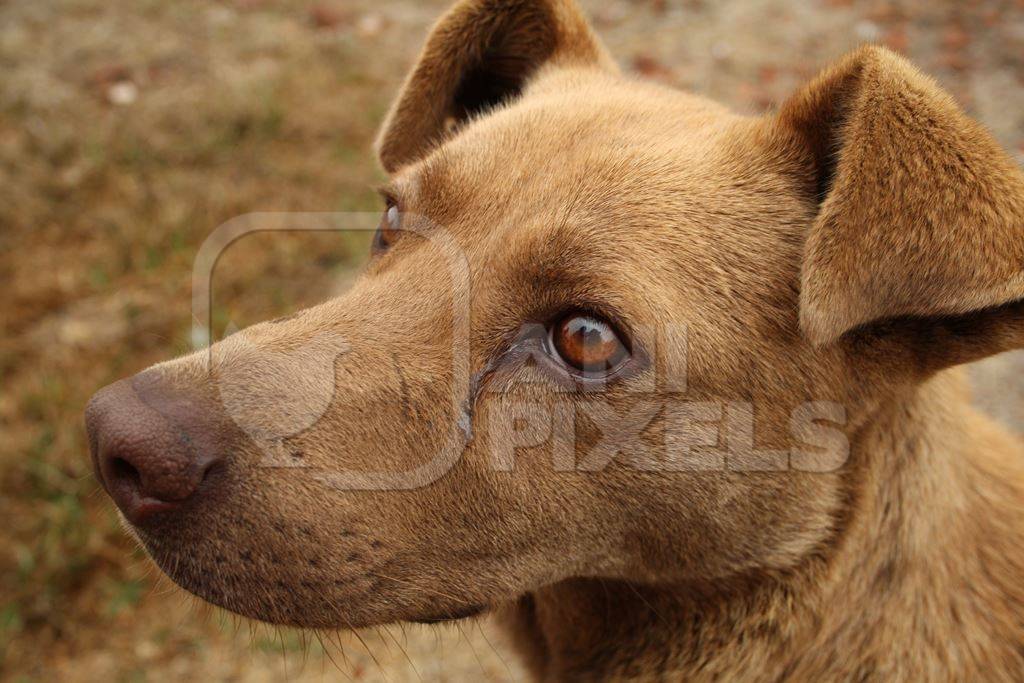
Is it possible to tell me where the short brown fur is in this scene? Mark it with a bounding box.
[89,1,1024,680]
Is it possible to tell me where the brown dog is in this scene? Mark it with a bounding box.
[85,0,1024,680]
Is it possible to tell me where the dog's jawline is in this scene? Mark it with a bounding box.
[410,603,487,624]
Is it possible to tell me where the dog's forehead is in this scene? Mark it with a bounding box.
[396,70,786,241]
[421,72,737,193]
[391,71,804,290]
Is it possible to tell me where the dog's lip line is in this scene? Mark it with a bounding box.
[410,602,488,624]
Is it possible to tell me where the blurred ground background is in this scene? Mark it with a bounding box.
[2,0,1023,680]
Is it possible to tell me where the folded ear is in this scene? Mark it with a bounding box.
[375,0,616,172]
[777,46,1024,363]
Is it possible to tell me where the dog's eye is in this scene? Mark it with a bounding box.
[549,313,630,376]
[373,203,401,253]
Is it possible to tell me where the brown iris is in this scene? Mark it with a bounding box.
[373,203,401,253]
[550,313,630,375]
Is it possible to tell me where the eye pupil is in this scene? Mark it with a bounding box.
[551,313,629,375]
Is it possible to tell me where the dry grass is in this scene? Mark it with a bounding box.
[1,0,1021,680]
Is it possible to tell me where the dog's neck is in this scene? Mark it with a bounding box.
[499,370,1024,681]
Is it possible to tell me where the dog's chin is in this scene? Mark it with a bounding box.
[129,537,348,627]
[129,526,490,630]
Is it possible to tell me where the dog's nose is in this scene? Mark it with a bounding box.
[85,374,223,525]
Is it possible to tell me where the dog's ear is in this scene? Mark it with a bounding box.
[375,0,616,172]
[776,46,1024,367]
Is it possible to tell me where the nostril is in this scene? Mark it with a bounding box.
[110,457,142,489]
[199,458,221,485]
[86,375,234,525]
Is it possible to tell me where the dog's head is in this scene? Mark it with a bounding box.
[85,0,1024,628]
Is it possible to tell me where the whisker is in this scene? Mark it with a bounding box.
[341,617,390,683]
[475,618,516,681]
[314,629,353,682]
[277,626,290,683]
[373,626,394,656]
[383,624,423,682]
[456,621,489,679]
[624,582,673,632]
[327,629,355,671]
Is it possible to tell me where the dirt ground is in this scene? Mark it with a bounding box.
[2,0,1022,680]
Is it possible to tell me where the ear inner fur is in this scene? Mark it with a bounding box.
[374,0,617,172]
[776,46,1024,351]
